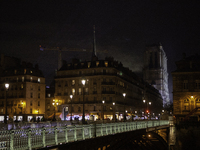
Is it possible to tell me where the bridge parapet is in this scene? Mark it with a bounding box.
[0,120,169,150]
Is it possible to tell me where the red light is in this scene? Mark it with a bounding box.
[146,110,149,113]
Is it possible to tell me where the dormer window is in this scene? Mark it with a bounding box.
[105,61,108,67]
[96,61,99,67]
[38,78,40,83]
[72,80,75,85]
[88,62,91,68]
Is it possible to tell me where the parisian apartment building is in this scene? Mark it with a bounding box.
[0,54,45,122]
[50,57,163,121]
[172,53,200,121]
[0,54,164,122]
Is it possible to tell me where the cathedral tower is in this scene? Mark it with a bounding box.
[143,44,170,106]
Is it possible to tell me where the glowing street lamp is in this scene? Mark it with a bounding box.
[113,102,116,122]
[82,78,86,124]
[102,100,105,123]
[70,94,73,122]
[123,93,126,122]
[4,83,9,124]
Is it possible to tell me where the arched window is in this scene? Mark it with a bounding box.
[196,99,200,108]
[184,99,189,110]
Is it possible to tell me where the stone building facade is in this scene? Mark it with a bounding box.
[172,54,200,121]
[52,57,163,121]
[143,44,170,106]
[0,60,45,122]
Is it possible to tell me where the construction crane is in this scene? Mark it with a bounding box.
[39,44,108,70]
[39,26,107,70]
[39,45,90,70]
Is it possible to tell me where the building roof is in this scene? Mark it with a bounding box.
[173,54,200,72]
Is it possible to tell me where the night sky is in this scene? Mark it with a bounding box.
[1,1,200,102]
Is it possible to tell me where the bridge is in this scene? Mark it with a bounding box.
[0,120,170,150]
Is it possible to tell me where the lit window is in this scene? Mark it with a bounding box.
[14,70,17,74]
[105,61,108,67]
[48,94,51,97]
[22,77,24,82]
[21,84,23,89]
[30,70,32,74]
[88,62,91,68]
[79,88,82,95]
[1,109,3,113]
[30,77,33,81]
[38,78,40,83]
[24,69,26,74]
[85,88,88,93]
[72,88,75,95]
[72,80,75,85]
[96,61,99,67]
[16,77,18,82]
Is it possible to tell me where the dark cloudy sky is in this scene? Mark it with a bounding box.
[1,1,200,101]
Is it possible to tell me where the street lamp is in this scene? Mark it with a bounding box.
[113,102,116,122]
[82,78,86,124]
[148,102,151,119]
[143,98,152,120]
[102,100,105,123]
[4,83,9,124]
[123,93,126,122]
[70,94,73,122]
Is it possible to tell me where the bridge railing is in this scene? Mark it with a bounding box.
[0,120,169,150]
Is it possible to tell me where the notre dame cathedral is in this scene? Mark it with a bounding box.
[143,43,170,106]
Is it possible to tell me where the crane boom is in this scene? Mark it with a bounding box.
[39,45,107,70]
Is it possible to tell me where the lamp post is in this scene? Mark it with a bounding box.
[70,94,73,122]
[143,99,146,120]
[4,83,9,124]
[123,93,126,122]
[82,78,86,124]
[102,100,105,123]
[52,100,56,121]
[143,99,152,120]
[113,102,115,122]
[148,101,151,119]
